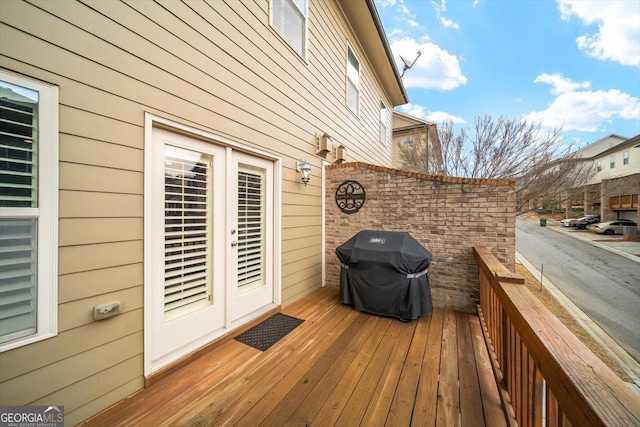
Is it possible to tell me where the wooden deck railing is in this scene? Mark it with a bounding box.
[610,193,638,210]
[474,246,640,427]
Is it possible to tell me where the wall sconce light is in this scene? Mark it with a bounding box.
[296,159,311,186]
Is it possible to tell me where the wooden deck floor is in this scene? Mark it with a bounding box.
[83,287,506,426]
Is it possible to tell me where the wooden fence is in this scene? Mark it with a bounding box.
[474,246,640,426]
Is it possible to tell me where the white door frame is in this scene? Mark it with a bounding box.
[143,113,282,376]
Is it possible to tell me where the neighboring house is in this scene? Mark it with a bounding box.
[592,134,640,222]
[590,134,640,183]
[391,110,443,174]
[562,134,639,223]
[572,133,628,161]
[0,0,407,424]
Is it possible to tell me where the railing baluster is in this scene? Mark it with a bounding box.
[474,246,640,427]
[527,353,543,427]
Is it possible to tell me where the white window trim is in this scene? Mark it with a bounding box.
[0,69,58,353]
[269,0,308,59]
[346,44,360,115]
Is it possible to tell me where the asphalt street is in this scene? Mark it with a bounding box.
[516,218,640,363]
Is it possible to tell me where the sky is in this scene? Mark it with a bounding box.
[375,0,640,150]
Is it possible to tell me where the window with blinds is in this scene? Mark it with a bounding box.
[164,146,212,322]
[0,81,38,343]
[237,165,265,290]
[347,46,360,114]
[380,101,389,145]
[271,0,307,57]
[0,219,37,342]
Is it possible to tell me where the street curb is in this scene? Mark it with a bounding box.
[545,223,640,264]
[516,251,640,394]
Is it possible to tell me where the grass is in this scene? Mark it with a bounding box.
[515,263,631,382]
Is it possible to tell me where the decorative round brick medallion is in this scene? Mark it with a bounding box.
[335,180,366,214]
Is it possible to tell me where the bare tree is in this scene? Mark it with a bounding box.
[399,115,595,212]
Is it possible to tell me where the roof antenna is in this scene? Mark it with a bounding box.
[399,50,422,78]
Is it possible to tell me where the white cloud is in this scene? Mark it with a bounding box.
[533,73,591,95]
[440,17,460,30]
[398,104,466,124]
[526,82,640,132]
[431,0,460,29]
[558,0,640,67]
[426,111,466,124]
[391,37,467,90]
[378,0,422,31]
[398,103,427,118]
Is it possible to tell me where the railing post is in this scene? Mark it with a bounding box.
[473,246,640,427]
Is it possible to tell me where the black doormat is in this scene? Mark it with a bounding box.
[234,313,304,351]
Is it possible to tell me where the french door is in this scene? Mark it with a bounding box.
[230,152,274,321]
[147,127,276,373]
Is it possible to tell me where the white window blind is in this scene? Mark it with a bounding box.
[237,166,265,289]
[0,91,37,207]
[347,47,360,113]
[164,147,212,321]
[0,82,38,343]
[380,101,389,145]
[272,0,307,56]
[0,219,36,341]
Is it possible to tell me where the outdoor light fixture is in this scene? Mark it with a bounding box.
[296,159,311,186]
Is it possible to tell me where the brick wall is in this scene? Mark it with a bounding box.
[600,173,640,221]
[325,163,516,313]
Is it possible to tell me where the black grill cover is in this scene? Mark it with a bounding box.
[336,230,433,321]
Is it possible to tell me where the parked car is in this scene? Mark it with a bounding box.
[573,215,601,229]
[560,218,578,227]
[589,220,637,235]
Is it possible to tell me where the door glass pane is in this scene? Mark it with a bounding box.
[164,146,212,322]
[237,164,265,291]
[0,218,37,342]
[0,81,38,208]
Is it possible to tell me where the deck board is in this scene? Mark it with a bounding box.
[82,287,505,427]
[412,307,444,426]
[437,309,461,427]
[457,311,486,426]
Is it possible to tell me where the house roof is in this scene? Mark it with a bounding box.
[392,110,435,132]
[593,133,640,158]
[337,0,408,106]
[573,133,628,158]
